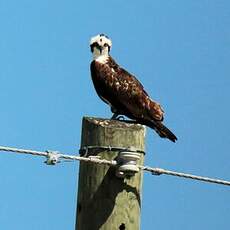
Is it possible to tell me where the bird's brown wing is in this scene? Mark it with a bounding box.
[90,58,164,121]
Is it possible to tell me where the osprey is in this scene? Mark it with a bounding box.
[90,34,177,142]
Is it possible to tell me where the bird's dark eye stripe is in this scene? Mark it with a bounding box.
[90,42,98,52]
[91,42,110,48]
[90,42,100,49]
[90,41,110,52]
[90,42,104,52]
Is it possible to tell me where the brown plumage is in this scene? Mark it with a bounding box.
[90,34,177,142]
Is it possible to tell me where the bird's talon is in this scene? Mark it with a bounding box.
[110,114,125,121]
[117,115,125,120]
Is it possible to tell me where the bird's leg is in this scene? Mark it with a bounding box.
[111,113,119,120]
[110,107,125,120]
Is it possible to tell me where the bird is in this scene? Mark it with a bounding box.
[89,34,177,142]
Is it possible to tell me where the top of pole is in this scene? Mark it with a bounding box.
[83,116,145,130]
[81,117,146,151]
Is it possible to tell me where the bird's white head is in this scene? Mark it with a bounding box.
[90,34,112,61]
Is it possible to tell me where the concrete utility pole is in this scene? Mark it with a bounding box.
[76,117,145,230]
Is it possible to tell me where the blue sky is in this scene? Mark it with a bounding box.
[0,0,229,229]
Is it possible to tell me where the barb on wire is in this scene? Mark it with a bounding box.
[0,145,229,187]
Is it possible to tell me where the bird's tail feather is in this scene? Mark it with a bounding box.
[146,120,177,142]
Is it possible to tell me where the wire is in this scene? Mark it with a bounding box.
[0,146,116,166]
[0,145,229,186]
[140,166,230,186]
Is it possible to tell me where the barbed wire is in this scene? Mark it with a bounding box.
[0,145,229,186]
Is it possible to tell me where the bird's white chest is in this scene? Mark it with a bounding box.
[95,55,109,64]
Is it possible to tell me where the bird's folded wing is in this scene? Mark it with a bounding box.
[91,59,164,121]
